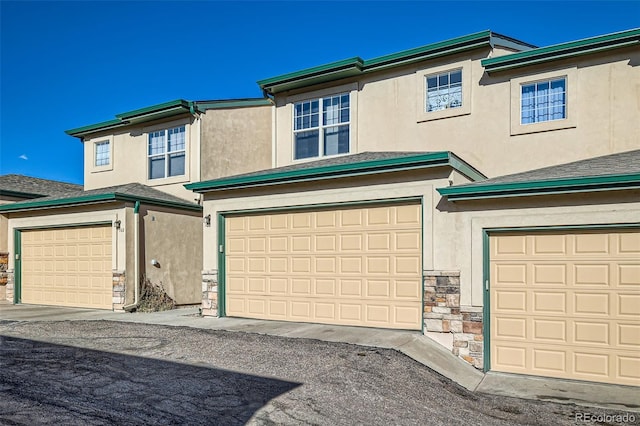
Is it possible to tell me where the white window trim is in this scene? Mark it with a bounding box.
[143,119,191,185]
[416,59,472,122]
[510,67,577,136]
[286,82,358,164]
[91,137,113,173]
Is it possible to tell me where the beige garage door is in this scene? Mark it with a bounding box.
[225,203,422,330]
[490,229,640,386]
[21,225,112,309]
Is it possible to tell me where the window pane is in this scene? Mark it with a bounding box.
[168,153,185,177]
[95,141,110,166]
[149,156,165,179]
[427,76,437,88]
[149,130,165,155]
[294,130,319,159]
[340,94,349,108]
[168,126,185,152]
[450,70,462,84]
[323,125,349,156]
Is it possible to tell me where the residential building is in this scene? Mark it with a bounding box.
[0,99,273,310]
[187,29,640,388]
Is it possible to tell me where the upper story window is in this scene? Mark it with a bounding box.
[426,69,462,112]
[148,125,186,179]
[94,141,110,166]
[293,93,350,160]
[521,78,566,124]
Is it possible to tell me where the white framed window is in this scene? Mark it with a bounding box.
[293,93,350,160]
[510,68,576,136]
[521,78,566,124]
[94,141,110,166]
[148,125,186,179]
[416,59,471,123]
[426,69,462,112]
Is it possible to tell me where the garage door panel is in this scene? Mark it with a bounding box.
[491,229,640,386]
[21,225,112,310]
[226,204,422,330]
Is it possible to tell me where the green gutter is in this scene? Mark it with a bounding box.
[65,119,127,137]
[115,99,192,120]
[186,152,486,193]
[438,173,640,200]
[258,31,535,94]
[482,28,640,73]
[0,192,202,213]
[0,190,45,199]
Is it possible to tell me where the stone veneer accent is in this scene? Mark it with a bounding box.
[0,252,8,301]
[423,271,484,369]
[201,270,218,317]
[112,271,126,310]
[5,269,14,302]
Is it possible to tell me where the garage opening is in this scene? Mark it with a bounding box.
[21,224,113,309]
[490,229,640,386]
[224,203,423,330]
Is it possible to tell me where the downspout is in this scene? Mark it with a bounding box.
[123,201,141,312]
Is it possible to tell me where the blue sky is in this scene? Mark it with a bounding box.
[1,1,638,185]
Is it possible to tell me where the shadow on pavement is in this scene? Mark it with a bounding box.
[0,335,300,425]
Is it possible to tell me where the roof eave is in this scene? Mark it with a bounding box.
[438,173,640,201]
[0,192,202,213]
[482,28,640,73]
[186,152,486,194]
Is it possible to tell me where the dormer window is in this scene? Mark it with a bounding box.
[148,125,186,179]
[293,94,350,160]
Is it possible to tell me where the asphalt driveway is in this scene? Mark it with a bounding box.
[1,320,637,425]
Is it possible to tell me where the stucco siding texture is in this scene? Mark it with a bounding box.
[200,106,272,181]
[141,207,202,305]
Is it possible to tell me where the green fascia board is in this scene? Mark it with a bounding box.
[482,28,640,73]
[257,31,508,94]
[194,98,272,110]
[65,119,127,137]
[0,190,44,199]
[0,192,202,213]
[115,99,192,120]
[257,57,364,87]
[186,152,486,193]
[363,31,491,69]
[437,173,640,200]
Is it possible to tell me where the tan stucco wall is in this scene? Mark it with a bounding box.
[273,46,640,178]
[199,105,273,181]
[139,206,202,305]
[0,215,8,253]
[432,188,640,307]
[82,114,200,201]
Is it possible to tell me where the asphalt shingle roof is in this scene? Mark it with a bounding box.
[224,152,438,180]
[0,174,83,197]
[456,149,640,188]
[26,182,198,206]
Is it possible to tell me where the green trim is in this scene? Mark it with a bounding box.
[218,196,423,217]
[482,230,490,372]
[65,119,126,137]
[482,28,640,73]
[438,173,640,200]
[258,31,535,94]
[420,198,425,334]
[217,213,226,317]
[187,152,486,193]
[0,190,44,199]
[14,229,21,304]
[194,99,272,110]
[134,201,141,214]
[114,99,191,120]
[0,192,202,213]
